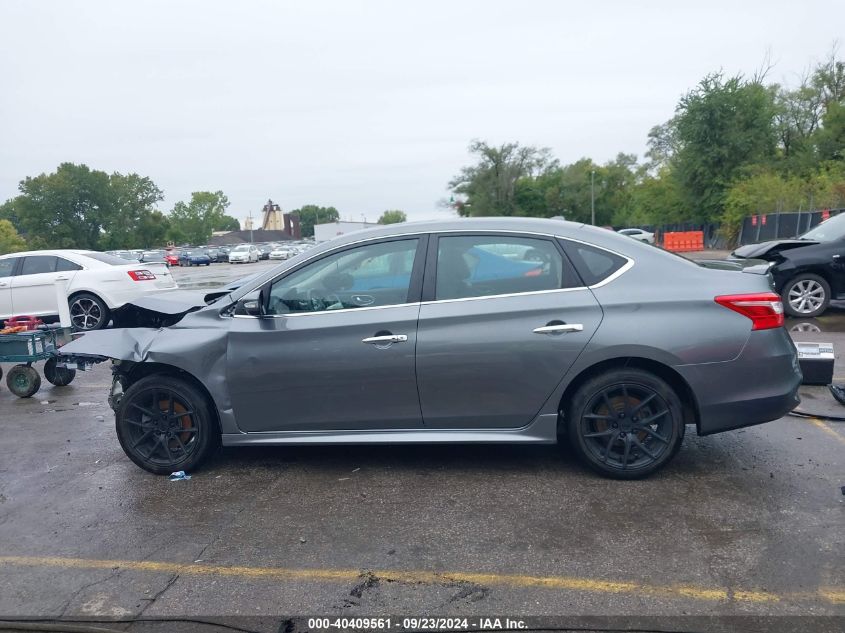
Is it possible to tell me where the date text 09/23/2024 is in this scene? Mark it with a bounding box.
[307,617,527,630]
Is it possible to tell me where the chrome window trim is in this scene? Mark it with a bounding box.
[230,229,635,317]
[421,286,589,306]
[233,301,421,319]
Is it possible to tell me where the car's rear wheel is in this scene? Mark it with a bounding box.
[782,274,830,318]
[567,368,685,479]
[69,292,110,331]
[116,375,219,475]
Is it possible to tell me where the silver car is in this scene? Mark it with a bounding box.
[61,218,801,478]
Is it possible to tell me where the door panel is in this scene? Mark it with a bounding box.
[227,305,423,432]
[416,290,602,428]
[416,232,602,429]
[10,256,78,317]
[226,236,427,433]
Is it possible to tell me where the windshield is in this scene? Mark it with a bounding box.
[233,245,251,251]
[85,252,136,265]
[800,213,845,242]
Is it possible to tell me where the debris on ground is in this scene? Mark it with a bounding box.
[168,471,191,481]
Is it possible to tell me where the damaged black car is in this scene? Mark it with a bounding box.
[730,212,845,317]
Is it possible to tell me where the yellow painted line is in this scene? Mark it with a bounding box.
[0,555,838,605]
[819,587,845,604]
[808,418,845,445]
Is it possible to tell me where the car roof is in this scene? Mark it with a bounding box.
[0,249,98,258]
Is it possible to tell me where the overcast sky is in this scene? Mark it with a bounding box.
[1,0,843,227]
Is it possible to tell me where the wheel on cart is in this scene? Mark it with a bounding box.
[44,357,76,386]
[7,364,41,398]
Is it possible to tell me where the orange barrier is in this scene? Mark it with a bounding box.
[663,231,704,252]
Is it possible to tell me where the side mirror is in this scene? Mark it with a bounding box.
[235,291,264,317]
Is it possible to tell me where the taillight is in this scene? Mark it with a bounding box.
[524,267,543,277]
[128,270,156,281]
[714,293,784,330]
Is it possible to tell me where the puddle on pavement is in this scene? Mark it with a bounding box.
[786,311,845,334]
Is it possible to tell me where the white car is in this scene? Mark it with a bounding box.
[268,246,295,260]
[228,244,260,263]
[617,228,655,244]
[0,250,177,331]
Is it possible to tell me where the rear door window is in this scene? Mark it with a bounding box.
[434,235,576,300]
[20,256,57,275]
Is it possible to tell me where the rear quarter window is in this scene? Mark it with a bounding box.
[560,240,629,286]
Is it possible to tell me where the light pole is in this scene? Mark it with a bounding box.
[590,170,596,226]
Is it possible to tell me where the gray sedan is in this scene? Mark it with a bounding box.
[61,218,801,479]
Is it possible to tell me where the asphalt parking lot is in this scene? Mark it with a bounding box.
[0,259,843,630]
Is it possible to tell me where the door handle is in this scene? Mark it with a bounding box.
[362,334,408,344]
[533,323,583,334]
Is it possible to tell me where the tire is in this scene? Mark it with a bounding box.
[567,368,685,479]
[69,292,110,331]
[7,364,41,398]
[782,273,830,318]
[44,357,76,386]
[116,374,219,475]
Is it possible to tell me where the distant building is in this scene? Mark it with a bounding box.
[243,216,254,231]
[261,199,284,231]
[207,229,293,246]
[314,221,378,242]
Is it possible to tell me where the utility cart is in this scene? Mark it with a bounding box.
[0,327,77,398]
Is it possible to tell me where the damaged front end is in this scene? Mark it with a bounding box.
[58,290,235,416]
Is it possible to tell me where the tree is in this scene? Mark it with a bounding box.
[167,191,230,245]
[291,205,340,237]
[670,73,778,222]
[9,163,113,249]
[377,210,407,224]
[100,173,164,249]
[213,215,241,231]
[0,219,26,254]
[814,100,845,162]
[0,163,169,250]
[449,140,557,216]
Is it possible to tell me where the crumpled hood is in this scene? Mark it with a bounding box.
[119,290,213,315]
[732,239,818,259]
[59,327,161,361]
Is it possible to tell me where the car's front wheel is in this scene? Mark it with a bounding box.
[782,273,830,318]
[116,374,219,475]
[69,292,110,331]
[567,368,685,479]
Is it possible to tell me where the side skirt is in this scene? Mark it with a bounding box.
[221,414,559,446]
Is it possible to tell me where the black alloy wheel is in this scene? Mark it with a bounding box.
[568,368,684,479]
[116,375,218,475]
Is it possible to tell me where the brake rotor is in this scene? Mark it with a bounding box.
[158,398,193,448]
[595,395,648,442]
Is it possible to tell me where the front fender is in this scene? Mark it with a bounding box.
[60,325,236,432]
